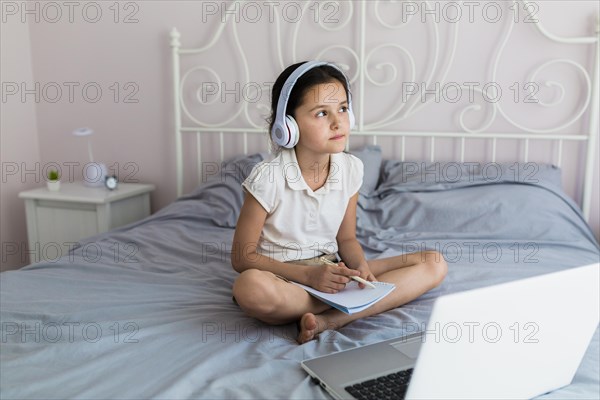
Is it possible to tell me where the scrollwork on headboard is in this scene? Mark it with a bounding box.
[171,0,599,220]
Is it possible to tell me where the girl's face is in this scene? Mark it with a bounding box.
[293,80,350,156]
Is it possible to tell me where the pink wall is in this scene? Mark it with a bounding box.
[2,1,598,271]
[1,14,41,272]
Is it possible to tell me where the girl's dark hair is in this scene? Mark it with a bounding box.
[267,61,350,151]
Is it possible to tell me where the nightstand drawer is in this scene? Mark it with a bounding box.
[36,205,99,246]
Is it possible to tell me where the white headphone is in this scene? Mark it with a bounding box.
[271,61,355,148]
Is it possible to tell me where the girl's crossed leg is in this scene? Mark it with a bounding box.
[232,251,447,343]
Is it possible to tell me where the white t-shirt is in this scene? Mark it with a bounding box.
[242,148,364,262]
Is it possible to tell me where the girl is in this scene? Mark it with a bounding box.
[231,61,447,344]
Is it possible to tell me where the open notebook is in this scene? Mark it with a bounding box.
[292,281,396,314]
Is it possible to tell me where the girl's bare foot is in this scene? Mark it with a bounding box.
[297,313,323,344]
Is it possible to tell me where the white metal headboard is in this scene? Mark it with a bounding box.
[170,1,599,221]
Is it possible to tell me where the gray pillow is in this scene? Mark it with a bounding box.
[377,160,562,193]
[350,145,382,195]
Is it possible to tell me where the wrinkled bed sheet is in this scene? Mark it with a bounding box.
[2,154,598,399]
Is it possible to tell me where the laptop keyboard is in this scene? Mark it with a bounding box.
[344,368,414,400]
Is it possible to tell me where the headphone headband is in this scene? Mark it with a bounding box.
[275,61,330,129]
[271,61,354,148]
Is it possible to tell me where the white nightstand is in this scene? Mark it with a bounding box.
[19,182,155,262]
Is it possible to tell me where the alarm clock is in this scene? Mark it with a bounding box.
[105,175,118,190]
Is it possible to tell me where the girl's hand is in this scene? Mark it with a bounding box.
[307,261,360,294]
[355,263,377,289]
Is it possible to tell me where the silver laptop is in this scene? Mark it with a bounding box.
[302,263,600,399]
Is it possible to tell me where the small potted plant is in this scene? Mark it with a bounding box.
[47,169,61,191]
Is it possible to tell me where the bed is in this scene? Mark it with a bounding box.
[2,1,599,399]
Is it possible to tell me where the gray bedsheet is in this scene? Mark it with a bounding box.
[2,154,599,399]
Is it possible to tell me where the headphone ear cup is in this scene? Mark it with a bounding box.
[284,115,299,148]
[271,120,287,147]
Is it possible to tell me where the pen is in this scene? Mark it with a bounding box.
[320,257,377,289]
[350,275,377,289]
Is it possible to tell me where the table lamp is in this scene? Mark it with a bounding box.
[73,127,107,187]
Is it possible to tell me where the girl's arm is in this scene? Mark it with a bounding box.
[231,193,308,283]
[231,193,359,292]
[336,193,376,283]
